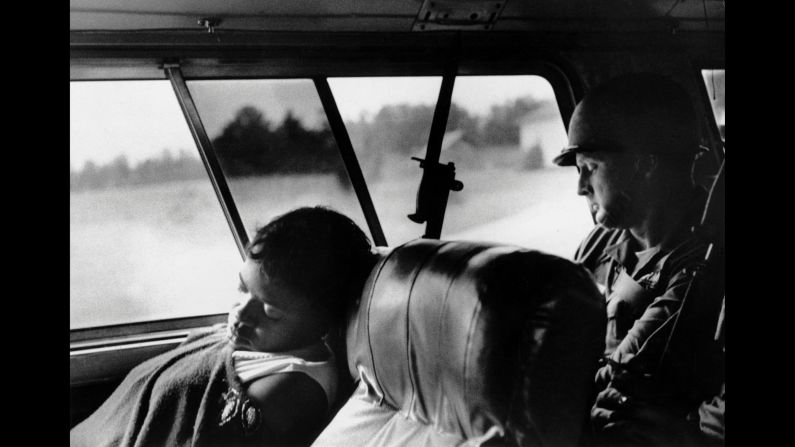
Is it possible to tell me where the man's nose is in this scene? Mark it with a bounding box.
[577,170,590,196]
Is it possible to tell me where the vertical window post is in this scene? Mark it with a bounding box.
[314,78,388,247]
[408,67,463,239]
[164,63,249,259]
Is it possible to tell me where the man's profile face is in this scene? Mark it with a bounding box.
[574,151,637,229]
[568,102,643,229]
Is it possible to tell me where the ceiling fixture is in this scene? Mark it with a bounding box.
[197,17,222,34]
[412,0,509,31]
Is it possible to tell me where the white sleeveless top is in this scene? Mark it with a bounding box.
[232,345,338,407]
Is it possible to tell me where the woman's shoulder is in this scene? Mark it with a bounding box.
[246,371,328,434]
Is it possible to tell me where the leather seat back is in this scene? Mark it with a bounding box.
[314,239,605,447]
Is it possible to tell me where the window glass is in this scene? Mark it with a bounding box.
[328,77,442,245]
[440,75,593,258]
[70,81,241,329]
[701,69,725,141]
[186,79,368,240]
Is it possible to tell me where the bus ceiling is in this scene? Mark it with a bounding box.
[70,1,724,78]
[70,0,725,34]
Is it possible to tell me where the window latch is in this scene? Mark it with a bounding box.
[408,157,464,239]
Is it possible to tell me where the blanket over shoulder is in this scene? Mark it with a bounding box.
[71,326,262,447]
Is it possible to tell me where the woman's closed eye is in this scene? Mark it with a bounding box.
[263,303,286,320]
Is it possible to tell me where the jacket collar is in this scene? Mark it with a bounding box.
[602,229,665,276]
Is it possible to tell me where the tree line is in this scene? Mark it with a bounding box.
[70,149,207,192]
[347,96,548,155]
[70,96,549,191]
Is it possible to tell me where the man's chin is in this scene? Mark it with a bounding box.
[595,210,612,227]
[595,211,625,230]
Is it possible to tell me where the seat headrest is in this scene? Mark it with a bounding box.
[344,239,606,446]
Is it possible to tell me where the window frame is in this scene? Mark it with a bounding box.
[69,76,246,341]
[69,49,579,356]
[693,63,726,163]
[680,62,725,197]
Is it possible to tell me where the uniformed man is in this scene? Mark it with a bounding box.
[553,73,724,446]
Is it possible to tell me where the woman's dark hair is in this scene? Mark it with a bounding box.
[246,206,376,324]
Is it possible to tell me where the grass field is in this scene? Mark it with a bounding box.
[70,166,593,329]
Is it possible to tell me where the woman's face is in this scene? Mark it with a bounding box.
[227,258,325,353]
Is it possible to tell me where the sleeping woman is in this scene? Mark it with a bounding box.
[70,206,377,447]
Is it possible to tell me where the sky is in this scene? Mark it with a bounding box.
[70,81,196,169]
[70,75,557,168]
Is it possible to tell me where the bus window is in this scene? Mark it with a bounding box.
[701,69,725,141]
[328,77,443,245]
[185,79,369,241]
[439,75,592,258]
[70,81,241,329]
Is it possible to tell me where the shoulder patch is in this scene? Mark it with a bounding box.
[637,270,662,289]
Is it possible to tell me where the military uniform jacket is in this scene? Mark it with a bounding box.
[574,192,723,406]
